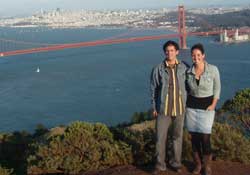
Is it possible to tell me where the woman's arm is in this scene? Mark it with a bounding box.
[207,66,221,111]
[213,66,221,100]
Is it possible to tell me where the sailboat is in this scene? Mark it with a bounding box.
[36,67,40,73]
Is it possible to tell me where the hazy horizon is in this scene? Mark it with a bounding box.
[0,0,250,17]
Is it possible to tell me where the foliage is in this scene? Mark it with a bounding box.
[33,124,49,138]
[112,120,193,165]
[222,88,250,114]
[211,123,250,163]
[0,166,14,175]
[1,88,250,174]
[182,129,192,161]
[113,120,250,166]
[0,131,32,175]
[220,88,250,137]
[111,127,155,165]
[219,114,250,138]
[27,121,132,174]
[130,110,152,124]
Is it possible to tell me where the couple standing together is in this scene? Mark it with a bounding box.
[150,40,221,175]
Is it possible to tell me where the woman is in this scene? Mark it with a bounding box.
[185,43,221,175]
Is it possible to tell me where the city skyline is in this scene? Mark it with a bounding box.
[0,0,250,16]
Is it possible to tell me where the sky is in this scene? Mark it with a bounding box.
[0,0,250,16]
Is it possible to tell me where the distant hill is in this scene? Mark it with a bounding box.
[153,9,250,31]
[192,9,250,31]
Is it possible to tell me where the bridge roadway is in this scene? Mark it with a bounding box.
[0,28,249,57]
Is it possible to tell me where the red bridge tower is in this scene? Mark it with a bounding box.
[178,5,187,49]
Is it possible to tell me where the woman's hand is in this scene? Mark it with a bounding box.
[152,110,158,118]
[207,98,219,111]
[207,104,215,111]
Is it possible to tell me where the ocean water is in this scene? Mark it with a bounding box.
[0,27,250,132]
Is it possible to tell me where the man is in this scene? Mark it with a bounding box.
[150,40,189,174]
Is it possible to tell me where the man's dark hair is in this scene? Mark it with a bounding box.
[163,40,179,52]
[191,43,205,54]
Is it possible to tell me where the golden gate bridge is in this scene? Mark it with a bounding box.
[0,5,250,57]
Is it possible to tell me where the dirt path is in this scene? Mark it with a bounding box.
[83,161,250,175]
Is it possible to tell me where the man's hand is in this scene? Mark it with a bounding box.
[152,110,158,118]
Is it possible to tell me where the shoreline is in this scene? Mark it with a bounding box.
[0,25,178,32]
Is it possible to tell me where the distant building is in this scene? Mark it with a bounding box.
[220,29,250,43]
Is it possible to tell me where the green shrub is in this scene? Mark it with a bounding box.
[222,88,250,114]
[211,122,250,163]
[0,131,32,175]
[131,110,152,124]
[112,120,192,165]
[219,89,250,137]
[111,127,155,165]
[182,129,192,161]
[113,120,250,166]
[27,121,132,174]
[176,122,250,163]
[33,124,49,138]
[0,165,14,175]
[221,114,250,138]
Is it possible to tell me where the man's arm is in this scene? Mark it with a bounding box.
[150,67,159,118]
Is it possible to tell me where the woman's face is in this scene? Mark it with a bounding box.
[192,49,205,65]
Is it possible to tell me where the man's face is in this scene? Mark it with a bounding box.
[165,45,179,61]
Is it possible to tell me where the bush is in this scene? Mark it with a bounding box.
[112,120,193,165]
[33,124,49,138]
[222,88,250,114]
[113,120,250,166]
[0,165,14,175]
[130,110,152,124]
[182,129,192,161]
[219,114,250,138]
[27,121,132,174]
[211,122,250,163]
[0,131,32,175]
[177,122,250,163]
[220,88,250,137]
[111,127,156,165]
